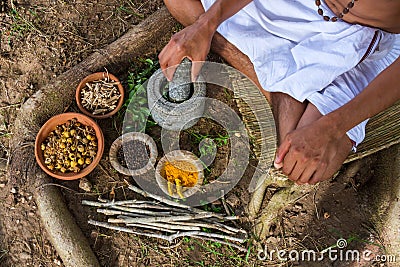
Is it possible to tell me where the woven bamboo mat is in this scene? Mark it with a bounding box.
[227,68,276,169]
[228,68,400,165]
[345,100,400,163]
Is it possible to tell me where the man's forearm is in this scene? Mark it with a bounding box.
[322,56,400,139]
[197,0,253,32]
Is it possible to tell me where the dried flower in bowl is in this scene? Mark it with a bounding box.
[35,113,104,180]
[41,118,98,174]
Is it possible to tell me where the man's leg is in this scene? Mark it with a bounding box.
[295,103,353,184]
[270,92,307,143]
[164,0,268,101]
[163,0,204,26]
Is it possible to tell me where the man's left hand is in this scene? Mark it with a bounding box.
[274,119,352,185]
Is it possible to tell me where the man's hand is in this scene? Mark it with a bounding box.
[274,57,400,185]
[158,20,215,81]
[274,119,352,185]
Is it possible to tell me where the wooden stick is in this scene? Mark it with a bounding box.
[109,213,213,224]
[124,180,226,219]
[109,205,174,216]
[168,221,237,235]
[221,190,231,216]
[96,209,146,217]
[126,222,201,232]
[124,180,194,210]
[201,219,247,235]
[83,199,192,214]
[82,199,156,207]
[126,223,176,233]
[88,220,246,243]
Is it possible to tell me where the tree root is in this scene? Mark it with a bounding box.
[252,183,315,239]
[8,7,176,267]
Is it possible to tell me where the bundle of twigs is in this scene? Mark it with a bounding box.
[83,180,248,252]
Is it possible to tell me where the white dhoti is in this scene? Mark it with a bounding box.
[201,0,400,146]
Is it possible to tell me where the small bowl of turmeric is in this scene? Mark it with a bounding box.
[155,150,204,199]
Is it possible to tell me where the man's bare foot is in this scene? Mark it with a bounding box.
[282,103,353,184]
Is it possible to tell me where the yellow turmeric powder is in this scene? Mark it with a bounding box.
[164,160,198,187]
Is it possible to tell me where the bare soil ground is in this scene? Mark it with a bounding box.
[1,1,399,267]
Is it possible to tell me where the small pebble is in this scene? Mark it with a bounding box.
[234,132,241,137]
[266,236,281,244]
[19,252,30,260]
[10,187,17,194]
[0,183,6,188]
[226,194,241,208]
[79,178,92,192]
[0,158,7,170]
[294,203,303,210]
[90,231,98,239]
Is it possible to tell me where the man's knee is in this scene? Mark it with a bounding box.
[163,0,176,10]
[270,92,300,107]
[163,0,203,25]
[163,0,200,10]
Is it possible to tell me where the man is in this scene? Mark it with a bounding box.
[158,0,400,185]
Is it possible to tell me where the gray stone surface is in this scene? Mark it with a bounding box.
[168,58,192,103]
[147,68,206,131]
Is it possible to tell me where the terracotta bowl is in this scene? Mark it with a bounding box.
[76,72,125,119]
[35,112,104,180]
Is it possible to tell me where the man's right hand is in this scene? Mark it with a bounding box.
[159,0,253,80]
[158,19,215,81]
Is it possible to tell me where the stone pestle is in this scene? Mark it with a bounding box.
[168,58,192,102]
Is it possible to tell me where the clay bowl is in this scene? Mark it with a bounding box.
[35,112,104,180]
[76,72,125,119]
[109,132,158,176]
[155,150,204,199]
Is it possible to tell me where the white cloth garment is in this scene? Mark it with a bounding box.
[201,0,400,146]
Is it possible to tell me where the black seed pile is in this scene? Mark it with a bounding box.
[117,139,150,170]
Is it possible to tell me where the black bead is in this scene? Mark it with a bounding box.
[323,16,330,21]
[343,8,349,14]
[348,2,354,8]
[315,0,321,6]
[318,8,323,15]
[331,17,338,22]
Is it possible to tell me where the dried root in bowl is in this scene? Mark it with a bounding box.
[164,160,199,199]
[80,76,121,115]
